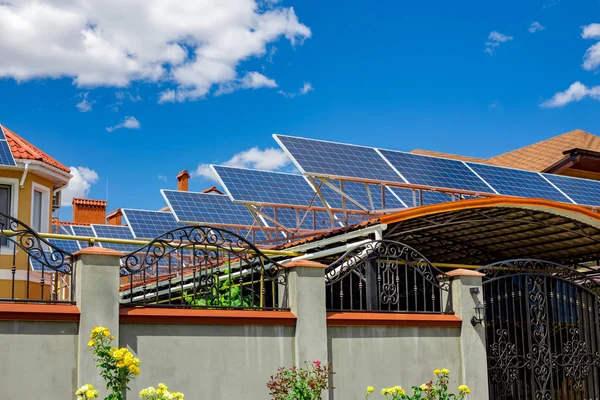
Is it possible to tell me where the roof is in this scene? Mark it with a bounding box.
[379,197,600,265]
[411,129,600,172]
[486,129,600,171]
[201,186,224,195]
[1,125,71,173]
[107,208,122,218]
[72,198,107,207]
[410,149,486,163]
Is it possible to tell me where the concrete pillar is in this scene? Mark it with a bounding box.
[74,247,122,396]
[285,260,328,366]
[446,269,489,400]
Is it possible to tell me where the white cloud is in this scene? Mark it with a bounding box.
[540,81,600,108]
[582,23,600,71]
[62,166,99,205]
[278,81,314,98]
[0,1,310,102]
[214,71,277,96]
[488,100,502,110]
[75,92,94,112]
[194,146,291,181]
[106,116,140,132]
[529,22,545,33]
[109,91,142,111]
[158,174,167,182]
[484,31,513,55]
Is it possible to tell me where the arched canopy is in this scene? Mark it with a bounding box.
[379,197,600,266]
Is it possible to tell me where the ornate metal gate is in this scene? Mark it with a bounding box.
[478,260,600,400]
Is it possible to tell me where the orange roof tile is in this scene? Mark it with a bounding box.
[202,186,224,194]
[485,129,600,171]
[410,149,486,163]
[1,125,71,173]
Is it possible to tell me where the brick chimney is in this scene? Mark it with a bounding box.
[107,208,123,226]
[177,169,190,191]
[72,198,107,225]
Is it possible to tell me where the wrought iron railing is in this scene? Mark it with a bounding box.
[325,240,452,313]
[0,213,75,304]
[119,226,288,310]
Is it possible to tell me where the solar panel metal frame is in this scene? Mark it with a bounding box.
[121,208,181,239]
[161,189,260,228]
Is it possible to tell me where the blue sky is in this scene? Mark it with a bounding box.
[1,0,600,219]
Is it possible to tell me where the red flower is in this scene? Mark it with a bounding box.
[314,360,321,368]
[310,381,315,388]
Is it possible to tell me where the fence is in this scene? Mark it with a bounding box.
[325,240,452,313]
[0,213,75,303]
[118,226,289,310]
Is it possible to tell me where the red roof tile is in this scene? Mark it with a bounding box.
[72,198,107,207]
[1,125,70,173]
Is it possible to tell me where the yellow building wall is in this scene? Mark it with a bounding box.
[0,171,61,300]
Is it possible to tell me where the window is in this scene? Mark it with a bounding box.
[0,185,10,246]
[32,190,43,232]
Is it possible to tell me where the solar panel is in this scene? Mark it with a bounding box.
[162,190,256,227]
[49,238,79,254]
[258,207,335,230]
[466,163,573,203]
[317,181,406,211]
[542,174,600,206]
[213,165,322,206]
[378,150,493,193]
[70,225,96,250]
[274,135,405,183]
[389,187,455,207]
[30,251,70,272]
[91,224,139,253]
[0,125,7,141]
[0,140,16,166]
[122,209,180,239]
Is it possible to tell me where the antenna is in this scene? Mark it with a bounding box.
[106,179,109,223]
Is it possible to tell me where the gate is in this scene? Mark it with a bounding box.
[478,260,600,400]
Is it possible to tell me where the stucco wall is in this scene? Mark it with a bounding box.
[0,320,78,399]
[120,323,295,399]
[328,326,462,400]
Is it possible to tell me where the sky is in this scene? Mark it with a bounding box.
[1,0,600,220]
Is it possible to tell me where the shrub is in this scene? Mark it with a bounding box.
[365,369,470,400]
[267,360,334,400]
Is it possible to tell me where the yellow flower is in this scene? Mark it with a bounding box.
[85,389,98,398]
[367,386,375,393]
[434,369,441,375]
[117,361,125,369]
[87,339,96,347]
[420,384,427,390]
[459,385,471,394]
[381,389,387,395]
[441,368,450,375]
[103,330,111,337]
[129,364,141,375]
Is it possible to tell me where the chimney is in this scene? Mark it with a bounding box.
[107,208,123,226]
[177,169,190,191]
[72,198,107,225]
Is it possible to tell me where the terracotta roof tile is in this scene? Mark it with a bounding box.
[72,198,106,207]
[1,125,71,173]
[485,129,600,171]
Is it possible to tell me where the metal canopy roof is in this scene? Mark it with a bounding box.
[379,197,600,266]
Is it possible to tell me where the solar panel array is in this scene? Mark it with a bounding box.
[122,209,180,239]
[213,165,321,206]
[91,224,139,253]
[275,134,600,207]
[30,251,70,272]
[0,125,16,166]
[162,190,256,226]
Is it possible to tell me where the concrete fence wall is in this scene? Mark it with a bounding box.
[0,248,489,400]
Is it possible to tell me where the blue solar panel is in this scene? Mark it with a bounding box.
[0,125,7,141]
[70,225,96,249]
[389,187,455,207]
[378,150,493,193]
[466,163,572,203]
[122,209,180,239]
[0,140,16,166]
[30,251,70,272]
[91,224,139,253]
[542,174,600,206]
[274,135,404,183]
[49,238,79,254]
[162,190,256,226]
[213,165,321,206]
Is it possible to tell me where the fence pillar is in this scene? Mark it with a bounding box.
[74,247,122,396]
[286,260,328,366]
[446,269,489,400]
